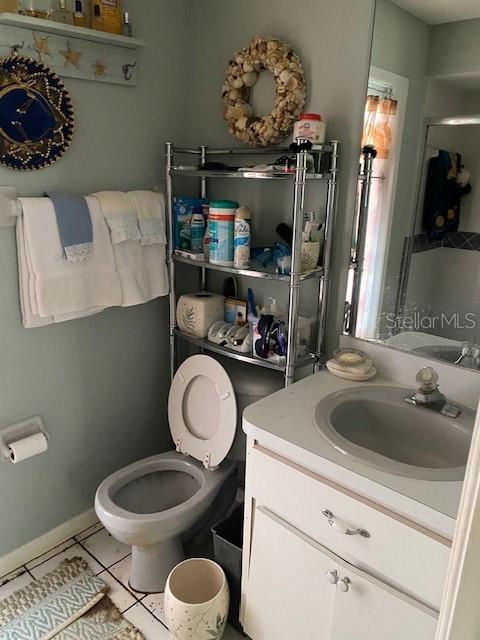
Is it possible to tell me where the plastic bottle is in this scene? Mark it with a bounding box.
[190,206,206,254]
[234,206,251,268]
[209,200,238,266]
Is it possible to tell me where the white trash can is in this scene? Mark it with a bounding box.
[164,558,229,640]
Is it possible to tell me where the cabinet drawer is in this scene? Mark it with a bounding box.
[247,445,450,609]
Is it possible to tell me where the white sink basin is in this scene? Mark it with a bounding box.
[314,386,475,480]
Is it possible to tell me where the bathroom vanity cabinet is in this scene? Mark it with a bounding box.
[240,443,450,639]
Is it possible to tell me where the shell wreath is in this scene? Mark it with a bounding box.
[222,35,307,147]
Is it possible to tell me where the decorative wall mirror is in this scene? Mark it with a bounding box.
[345,0,480,372]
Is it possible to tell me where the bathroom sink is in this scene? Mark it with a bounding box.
[314,386,475,480]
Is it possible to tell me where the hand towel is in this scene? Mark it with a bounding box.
[20,197,122,318]
[128,190,167,246]
[46,191,93,262]
[93,191,140,244]
[17,217,105,328]
[89,196,169,306]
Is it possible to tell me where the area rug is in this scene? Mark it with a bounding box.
[0,558,144,640]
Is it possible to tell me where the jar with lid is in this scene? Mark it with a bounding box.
[293,113,326,145]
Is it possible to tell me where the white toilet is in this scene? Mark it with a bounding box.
[95,355,237,593]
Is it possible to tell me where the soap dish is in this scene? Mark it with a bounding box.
[326,360,378,381]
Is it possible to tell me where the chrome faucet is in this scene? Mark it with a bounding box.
[404,367,461,418]
[455,342,480,370]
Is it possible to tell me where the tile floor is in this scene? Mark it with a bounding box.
[0,521,243,640]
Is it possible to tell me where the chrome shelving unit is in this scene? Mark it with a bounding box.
[165,141,340,386]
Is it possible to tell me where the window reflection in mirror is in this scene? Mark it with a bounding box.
[346,0,480,371]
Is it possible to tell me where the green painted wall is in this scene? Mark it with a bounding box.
[0,0,189,556]
[428,18,480,77]
[0,0,377,558]
[184,0,375,350]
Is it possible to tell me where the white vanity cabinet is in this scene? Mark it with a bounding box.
[244,507,437,640]
[241,443,450,639]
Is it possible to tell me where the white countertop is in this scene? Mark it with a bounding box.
[243,370,464,539]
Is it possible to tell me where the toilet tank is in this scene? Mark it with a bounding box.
[217,357,284,464]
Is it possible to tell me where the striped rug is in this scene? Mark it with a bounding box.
[0,558,143,640]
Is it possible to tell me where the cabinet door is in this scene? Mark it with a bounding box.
[244,507,336,640]
[331,564,438,640]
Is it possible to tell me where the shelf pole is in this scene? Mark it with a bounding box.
[348,145,376,336]
[166,142,176,382]
[315,140,340,370]
[285,146,308,386]
[200,145,207,292]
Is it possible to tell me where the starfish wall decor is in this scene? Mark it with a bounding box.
[59,41,82,69]
[93,59,107,77]
[32,32,51,62]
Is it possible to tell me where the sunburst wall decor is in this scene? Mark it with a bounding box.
[0,55,74,171]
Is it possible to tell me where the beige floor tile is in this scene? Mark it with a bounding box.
[75,522,103,542]
[142,591,167,625]
[28,543,103,579]
[81,528,130,568]
[98,570,137,613]
[124,603,171,639]
[109,555,138,594]
[0,569,33,600]
[25,539,77,570]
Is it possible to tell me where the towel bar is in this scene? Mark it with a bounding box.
[0,187,22,227]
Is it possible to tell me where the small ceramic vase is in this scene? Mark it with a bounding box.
[165,558,229,640]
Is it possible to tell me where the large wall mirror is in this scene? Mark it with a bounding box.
[346,0,480,371]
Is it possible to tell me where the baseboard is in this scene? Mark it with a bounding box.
[0,508,98,578]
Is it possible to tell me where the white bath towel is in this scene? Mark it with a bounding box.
[89,195,169,306]
[128,190,167,246]
[17,216,108,327]
[20,197,122,319]
[93,191,140,244]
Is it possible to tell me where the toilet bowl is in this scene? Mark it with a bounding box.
[95,355,237,593]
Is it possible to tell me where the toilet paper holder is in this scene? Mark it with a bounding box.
[0,415,49,462]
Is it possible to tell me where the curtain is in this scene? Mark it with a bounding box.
[361,95,398,159]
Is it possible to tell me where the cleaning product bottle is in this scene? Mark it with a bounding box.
[234,206,251,268]
[190,206,206,255]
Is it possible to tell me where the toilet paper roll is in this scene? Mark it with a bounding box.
[8,432,48,464]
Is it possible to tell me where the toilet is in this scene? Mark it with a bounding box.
[95,355,237,593]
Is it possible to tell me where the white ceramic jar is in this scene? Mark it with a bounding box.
[293,113,326,144]
[176,292,225,338]
[165,558,229,640]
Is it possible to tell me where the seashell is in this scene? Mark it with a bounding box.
[242,71,258,88]
[235,54,244,65]
[243,61,254,72]
[279,69,291,84]
[232,77,244,89]
[236,116,248,130]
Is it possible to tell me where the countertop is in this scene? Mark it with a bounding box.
[243,370,466,539]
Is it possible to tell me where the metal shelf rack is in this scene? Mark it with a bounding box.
[165,141,340,386]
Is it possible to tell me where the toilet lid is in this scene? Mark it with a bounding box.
[168,355,237,469]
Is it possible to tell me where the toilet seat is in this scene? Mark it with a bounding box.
[168,355,237,470]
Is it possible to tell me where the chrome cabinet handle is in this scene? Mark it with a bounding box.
[322,509,371,538]
[337,577,351,593]
[326,570,339,584]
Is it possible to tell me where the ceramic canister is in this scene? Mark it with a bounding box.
[165,558,229,640]
[209,200,238,266]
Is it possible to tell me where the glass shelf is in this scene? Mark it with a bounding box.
[173,253,323,281]
[175,329,317,372]
[170,168,331,180]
